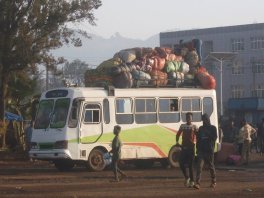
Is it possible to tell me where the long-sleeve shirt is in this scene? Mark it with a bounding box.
[176,123,197,149]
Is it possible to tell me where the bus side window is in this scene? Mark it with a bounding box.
[203,97,213,117]
[159,98,180,123]
[135,98,157,124]
[181,98,202,122]
[83,104,100,124]
[115,98,133,124]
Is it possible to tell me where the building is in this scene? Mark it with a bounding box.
[160,23,264,125]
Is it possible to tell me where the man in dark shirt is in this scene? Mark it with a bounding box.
[194,113,217,189]
[223,120,239,143]
[110,125,126,182]
[176,112,197,187]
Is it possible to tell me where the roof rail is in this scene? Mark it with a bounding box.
[86,79,200,90]
[133,78,199,88]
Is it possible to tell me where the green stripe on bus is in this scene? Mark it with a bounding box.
[80,125,176,155]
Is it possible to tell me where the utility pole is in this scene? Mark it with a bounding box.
[46,67,49,90]
[205,52,237,117]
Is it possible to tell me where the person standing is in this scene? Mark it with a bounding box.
[176,112,197,187]
[257,118,264,155]
[236,127,244,156]
[194,113,217,189]
[239,119,256,165]
[110,125,126,182]
[223,120,239,143]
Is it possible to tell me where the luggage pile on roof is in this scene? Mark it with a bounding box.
[85,39,216,89]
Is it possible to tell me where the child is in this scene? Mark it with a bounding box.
[110,125,126,182]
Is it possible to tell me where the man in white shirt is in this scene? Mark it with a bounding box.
[239,119,256,165]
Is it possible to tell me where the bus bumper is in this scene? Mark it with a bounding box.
[29,149,72,160]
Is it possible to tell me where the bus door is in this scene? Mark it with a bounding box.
[80,103,103,143]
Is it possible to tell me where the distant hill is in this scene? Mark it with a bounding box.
[52,32,159,67]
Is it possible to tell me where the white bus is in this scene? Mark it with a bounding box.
[29,86,220,171]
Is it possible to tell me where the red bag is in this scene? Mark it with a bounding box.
[196,71,216,89]
[151,56,166,70]
[226,155,241,166]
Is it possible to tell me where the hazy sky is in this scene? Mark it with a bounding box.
[78,0,264,40]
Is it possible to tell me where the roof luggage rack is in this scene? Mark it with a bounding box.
[86,78,201,90]
[133,79,200,88]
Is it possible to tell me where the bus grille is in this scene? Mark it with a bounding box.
[39,143,54,150]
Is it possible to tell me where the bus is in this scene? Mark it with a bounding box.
[29,86,220,171]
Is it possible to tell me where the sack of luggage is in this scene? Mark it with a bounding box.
[103,152,112,166]
[226,154,241,166]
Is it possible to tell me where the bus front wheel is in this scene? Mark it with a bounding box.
[87,149,106,171]
[168,145,181,168]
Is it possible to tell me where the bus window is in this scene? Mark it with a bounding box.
[181,97,202,122]
[68,98,81,128]
[83,104,100,124]
[159,98,180,123]
[135,98,157,124]
[115,98,133,124]
[103,99,110,124]
[34,100,54,129]
[203,97,213,117]
[50,98,70,128]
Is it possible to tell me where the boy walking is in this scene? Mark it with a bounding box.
[176,112,197,187]
[110,125,126,182]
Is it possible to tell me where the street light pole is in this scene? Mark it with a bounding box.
[209,56,224,116]
[220,59,223,116]
[204,52,237,117]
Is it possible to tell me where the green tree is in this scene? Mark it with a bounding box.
[63,59,90,86]
[7,70,38,118]
[0,0,102,123]
[4,70,38,148]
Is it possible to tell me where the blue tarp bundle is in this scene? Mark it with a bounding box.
[4,112,23,121]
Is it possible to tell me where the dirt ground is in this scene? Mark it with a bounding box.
[0,152,264,198]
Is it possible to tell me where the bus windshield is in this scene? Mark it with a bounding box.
[34,100,54,129]
[34,98,70,129]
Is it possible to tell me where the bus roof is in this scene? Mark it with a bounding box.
[41,86,216,99]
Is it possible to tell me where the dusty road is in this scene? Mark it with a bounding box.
[0,154,264,198]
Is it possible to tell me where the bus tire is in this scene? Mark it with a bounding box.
[168,145,181,168]
[54,159,75,171]
[87,149,106,171]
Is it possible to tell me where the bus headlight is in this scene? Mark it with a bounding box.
[54,140,68,149]
[30,142,39,149]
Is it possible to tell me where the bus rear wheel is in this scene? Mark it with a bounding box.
[54,159,75,171]
[87,149,106,171]
[168,145,181,168]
